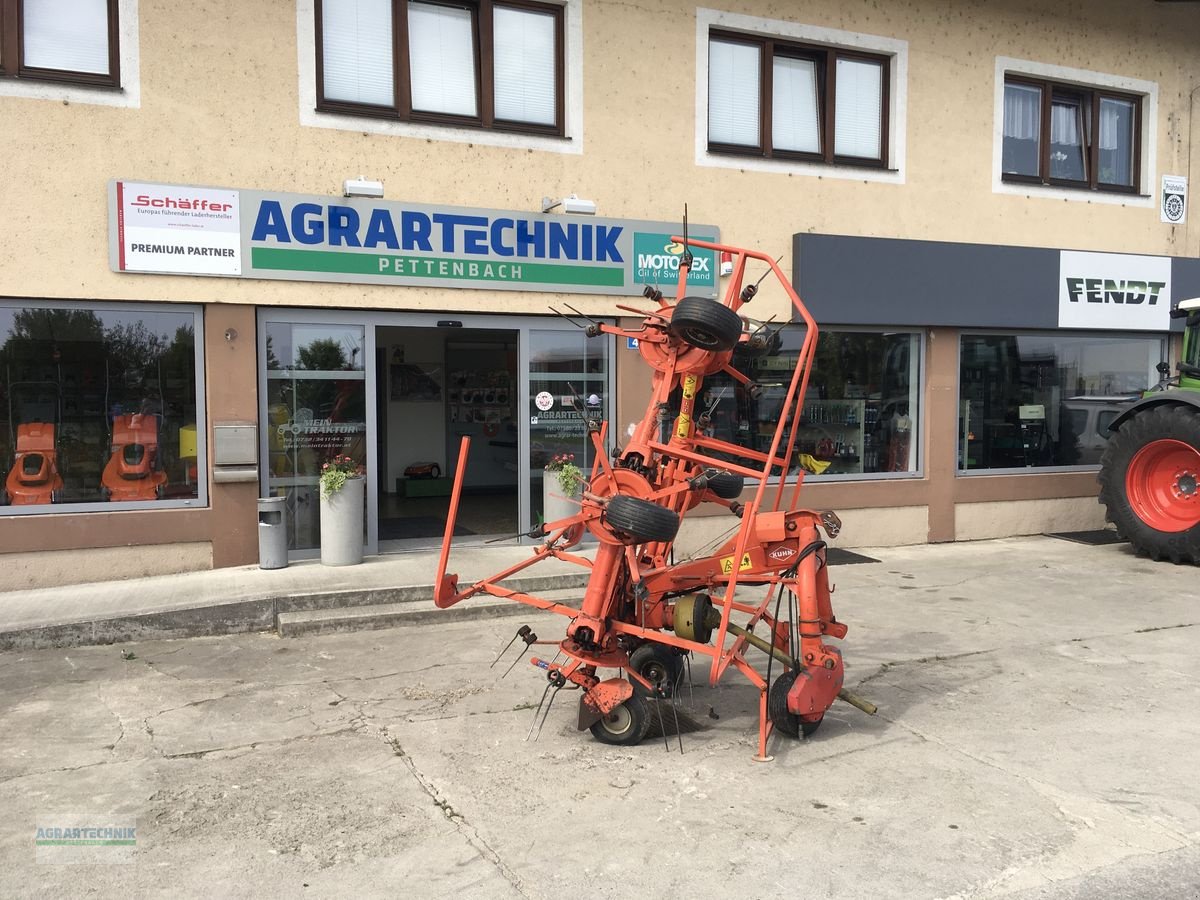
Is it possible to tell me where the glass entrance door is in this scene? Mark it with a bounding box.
[263,321,368,554]
[527,329,609,528]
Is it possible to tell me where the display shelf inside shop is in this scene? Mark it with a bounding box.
[795,399,866,474]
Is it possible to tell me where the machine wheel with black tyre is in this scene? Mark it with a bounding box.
[589,694,652,746]
[1098,403,1200,565]
[629,643,684,698]
[768,670,825,739]
[431,464,441,479]
[669,297,743,352]
[768,670,801,738]
[605,495,680,543]
[706,471,744,499]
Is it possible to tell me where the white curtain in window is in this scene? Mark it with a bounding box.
[23,0,110,74]
[409,2,477,117]
[322,0,394,106]
[833,58,882,159]
[709,39,760,146]
[1003,83,1040,140]
[772,56,819,153]
[494,6,555,125]
[1049,102,1080,145]
[1099,97,1133,150]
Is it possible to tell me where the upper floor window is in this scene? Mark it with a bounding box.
[707,29,889,168]
[316,0,563,136]
[0,0,119,86]
[1002,75,1140,193]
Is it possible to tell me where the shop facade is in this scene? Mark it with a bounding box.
[4,0,1200,589]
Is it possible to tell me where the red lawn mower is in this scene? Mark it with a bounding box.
[3,381,65,506]
[434,229,876,759]
[100,412,168,501]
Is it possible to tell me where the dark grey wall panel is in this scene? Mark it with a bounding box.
[794,233,1061,329]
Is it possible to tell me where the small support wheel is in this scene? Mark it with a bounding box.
[629,643,684,698]
[669,297,743,352]
[705,471,744,500]
[589,694,651,746]
[769,670,823,739]
[604,495,680,543]
[768,670,800,738]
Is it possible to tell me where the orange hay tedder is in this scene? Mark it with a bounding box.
[434,230,877,760]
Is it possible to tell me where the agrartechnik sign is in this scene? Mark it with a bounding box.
[109,181,718,297]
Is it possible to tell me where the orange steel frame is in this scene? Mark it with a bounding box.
[434,237,858,758]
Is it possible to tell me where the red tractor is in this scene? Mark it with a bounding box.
[434,235,875,758]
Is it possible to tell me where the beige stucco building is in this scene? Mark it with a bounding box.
[3,0,1199,589]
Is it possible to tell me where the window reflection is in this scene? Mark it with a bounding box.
[265,322,366,551]
[959,333,1161,470]
[0,304,200,509]
[696,327,921,478]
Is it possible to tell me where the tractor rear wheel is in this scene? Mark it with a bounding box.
[629,643,684,698]
[1098,403,1200,564]
[605,495,680,543]
[589,694,651,746]
[669,297,743,352]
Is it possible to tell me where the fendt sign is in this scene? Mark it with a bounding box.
[1058,250,1171,331]
[109,181,718,297]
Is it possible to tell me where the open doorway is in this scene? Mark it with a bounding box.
[376,325,519,547]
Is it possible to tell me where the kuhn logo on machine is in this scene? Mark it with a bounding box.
[768,544,797,563]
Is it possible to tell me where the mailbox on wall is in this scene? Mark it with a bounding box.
[213,423,258,483]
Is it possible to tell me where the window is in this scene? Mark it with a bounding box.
[0,0,120,87]
[708,30,888,167]
[695,328,921,478]
[958,333,1163,471]
[316,0,563,135]
[265,322,366,551]
[1002,76,1140,192]
[0,303,204,512]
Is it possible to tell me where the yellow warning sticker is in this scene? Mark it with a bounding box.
[719,553,754,574]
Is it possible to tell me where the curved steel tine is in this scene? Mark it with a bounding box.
[525,682,554,741]
[655,694,669,751]
[671,667,685,754]
[533,685,562,741]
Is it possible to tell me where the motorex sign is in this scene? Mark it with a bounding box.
[109,181,719,297]
[632,232,717,291]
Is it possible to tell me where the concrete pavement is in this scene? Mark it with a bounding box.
[1,535,1198,899]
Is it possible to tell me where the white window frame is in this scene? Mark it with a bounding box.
[695,7,907,184]
[296,0,584,155]
[0,0,139,107]
[993,57,1157,207]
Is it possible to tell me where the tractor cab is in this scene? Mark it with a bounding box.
[1174,297,1200,389]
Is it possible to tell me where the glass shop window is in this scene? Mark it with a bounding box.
[698,328,922,478]
[0,303,202,510]
[264,322,367,552]
[958,332,1164,471]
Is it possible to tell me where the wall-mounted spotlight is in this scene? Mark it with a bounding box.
[541,193,597,215]
[343,178,385,199]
